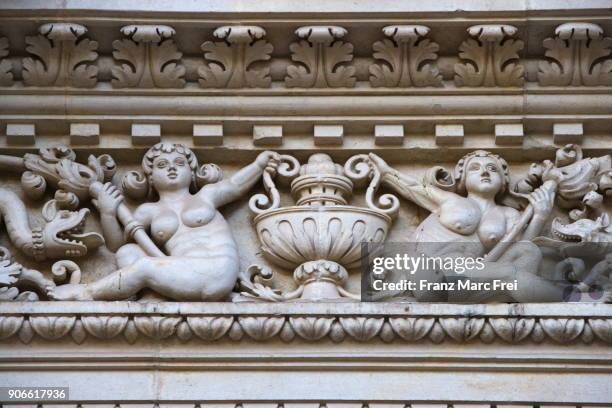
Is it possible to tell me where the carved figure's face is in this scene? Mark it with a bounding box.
[464,156,504,196]
[151,151,192,191]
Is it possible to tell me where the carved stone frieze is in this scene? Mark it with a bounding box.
[369,25,442,87]
[111,25,185,88]
[454,24,524,87]
[0,37,13,86]
[0,303,610,345]
[199,26,273,88]
[285,26,356,88]
[22,23,98,87]
[538,23,612,86]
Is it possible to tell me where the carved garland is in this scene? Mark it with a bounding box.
[1,312,610,345]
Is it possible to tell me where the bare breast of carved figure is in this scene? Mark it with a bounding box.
[438,196,481,236]
[150,209,180,245]
[477,206,507,250]
[181,202,216,227]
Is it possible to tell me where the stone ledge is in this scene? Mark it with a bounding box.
[1,302,610,345]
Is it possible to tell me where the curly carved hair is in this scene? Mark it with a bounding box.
[122,143,223,200]
[142,143,199,176]
[454,150,510,196]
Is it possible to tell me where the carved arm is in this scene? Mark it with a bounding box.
[200,151,279,208]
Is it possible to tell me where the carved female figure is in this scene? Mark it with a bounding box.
[368,151,572,302]
[48,143,279,301]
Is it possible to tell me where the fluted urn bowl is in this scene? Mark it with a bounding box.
[253,205,391,271]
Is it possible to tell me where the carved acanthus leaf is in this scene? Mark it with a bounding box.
[538,23,612,86]
[288,317,334,341]
[112,25,185,88]
[30,316,76,340]
[23,23,98,87]
[339,317,384,342]
[81,316,128,339]
[238,316,284,341]
[186,317,233,341]
[133,316,181,340]
[0,37,13,86]
[370,25,442,87]
[454,25,524,87]
[199,26,273,88]
[286,26,356,88]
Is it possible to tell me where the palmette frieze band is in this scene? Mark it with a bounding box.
[0,22,610,89]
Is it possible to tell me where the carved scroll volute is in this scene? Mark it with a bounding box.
[199,26,273,88]
[285,26,356,88]
[22,23,98,88]
[344,155,400,219]
[0,37,13,86]
[454,24,524,87]
[370,25,442,87]
[249,155,301,214]
[538,23,612,86]
[112,25,185,88]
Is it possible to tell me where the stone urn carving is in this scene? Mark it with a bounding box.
[244,153,398,301]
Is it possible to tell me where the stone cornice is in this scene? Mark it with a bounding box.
[1,302,610,345]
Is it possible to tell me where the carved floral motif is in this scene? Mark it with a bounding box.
[0,37,13,86]
[369,25,442,87]
[111,25,185,88]
[285,26,356,88]
[454,24,524,87]
[199,26,273,88]
[538,23,612,86]
[22,23,98,87]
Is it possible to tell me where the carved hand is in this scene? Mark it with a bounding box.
[256,151,281,176]
[525,184,556,219]
[92,182,124,217]
[367,153,394,177]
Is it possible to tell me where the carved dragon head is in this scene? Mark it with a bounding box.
[38,203,104,259]
[551,213,611,243]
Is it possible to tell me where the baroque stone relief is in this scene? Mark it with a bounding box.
[369,25,442,87]
[22,23,98,88]
[0,20,610,89]
[285,26,357,88]
[1,306,610,344]
[454,25,524,87]
[111,25,186,88]
[0,145,610,303]
[538,23,612,86]
[199,26,274,88]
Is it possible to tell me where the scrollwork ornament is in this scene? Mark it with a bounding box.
[122,170,149,200]
[285,26,356,88]
[538,23,612,86]
[369,25,442,87]
[112,25,185,88]
[454,24,524,87]
[249,154,300,215]
[23,23,98,88]
[0,37,13,86]
[199,26,273,88]
[344,154,400,219]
